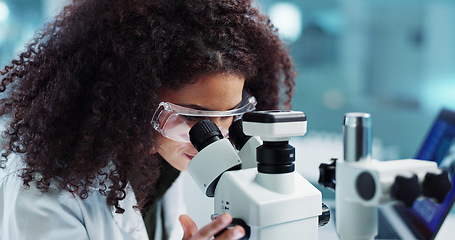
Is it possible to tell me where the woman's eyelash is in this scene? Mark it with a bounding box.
[183,115,203,121]
[182,115,234,122]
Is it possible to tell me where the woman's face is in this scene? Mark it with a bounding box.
[157,73,245,171]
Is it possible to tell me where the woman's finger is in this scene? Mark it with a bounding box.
[179,214,199,239]
[192,213,233,239]
[215,225,245,240]
[179,213,245,240]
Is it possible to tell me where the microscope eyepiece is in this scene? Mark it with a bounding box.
[189,119,224,151]
[228,119,251,150]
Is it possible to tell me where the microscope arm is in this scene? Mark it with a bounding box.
[319,158,452,207]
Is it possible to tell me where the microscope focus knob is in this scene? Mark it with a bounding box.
[318,203,330,227]
[391,174,421,207]
[213,217,251,240]
[318,158,336,190]
[422,170,452,203]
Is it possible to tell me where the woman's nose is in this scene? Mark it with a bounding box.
[209,117,231,130]
[210,117,222,128]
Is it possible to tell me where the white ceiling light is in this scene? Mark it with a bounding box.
[269,2,303,43]
[0,1,10,22]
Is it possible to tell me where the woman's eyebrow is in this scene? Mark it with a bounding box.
[179,101,243,111]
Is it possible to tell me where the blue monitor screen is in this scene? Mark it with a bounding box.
[402,108,455,239]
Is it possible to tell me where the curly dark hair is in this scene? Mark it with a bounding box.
[0,0,296,212]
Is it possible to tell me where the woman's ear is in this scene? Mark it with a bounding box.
[148,136,160,154]
[149,145,159,154]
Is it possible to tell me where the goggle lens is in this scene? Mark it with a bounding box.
[152,94,256,143]
[159,113,231,142]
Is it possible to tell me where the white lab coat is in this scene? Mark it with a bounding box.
[0,155,186,240]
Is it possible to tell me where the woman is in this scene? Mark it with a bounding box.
[0,0,296,239]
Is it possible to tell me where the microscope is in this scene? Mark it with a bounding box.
[187,110,329,240]
[319,113,452,240]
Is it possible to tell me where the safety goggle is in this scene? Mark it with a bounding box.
[152,92,257,143]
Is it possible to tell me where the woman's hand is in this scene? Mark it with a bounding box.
[179,213,245,240]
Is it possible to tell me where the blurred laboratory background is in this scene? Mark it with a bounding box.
[1,0,455,161]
